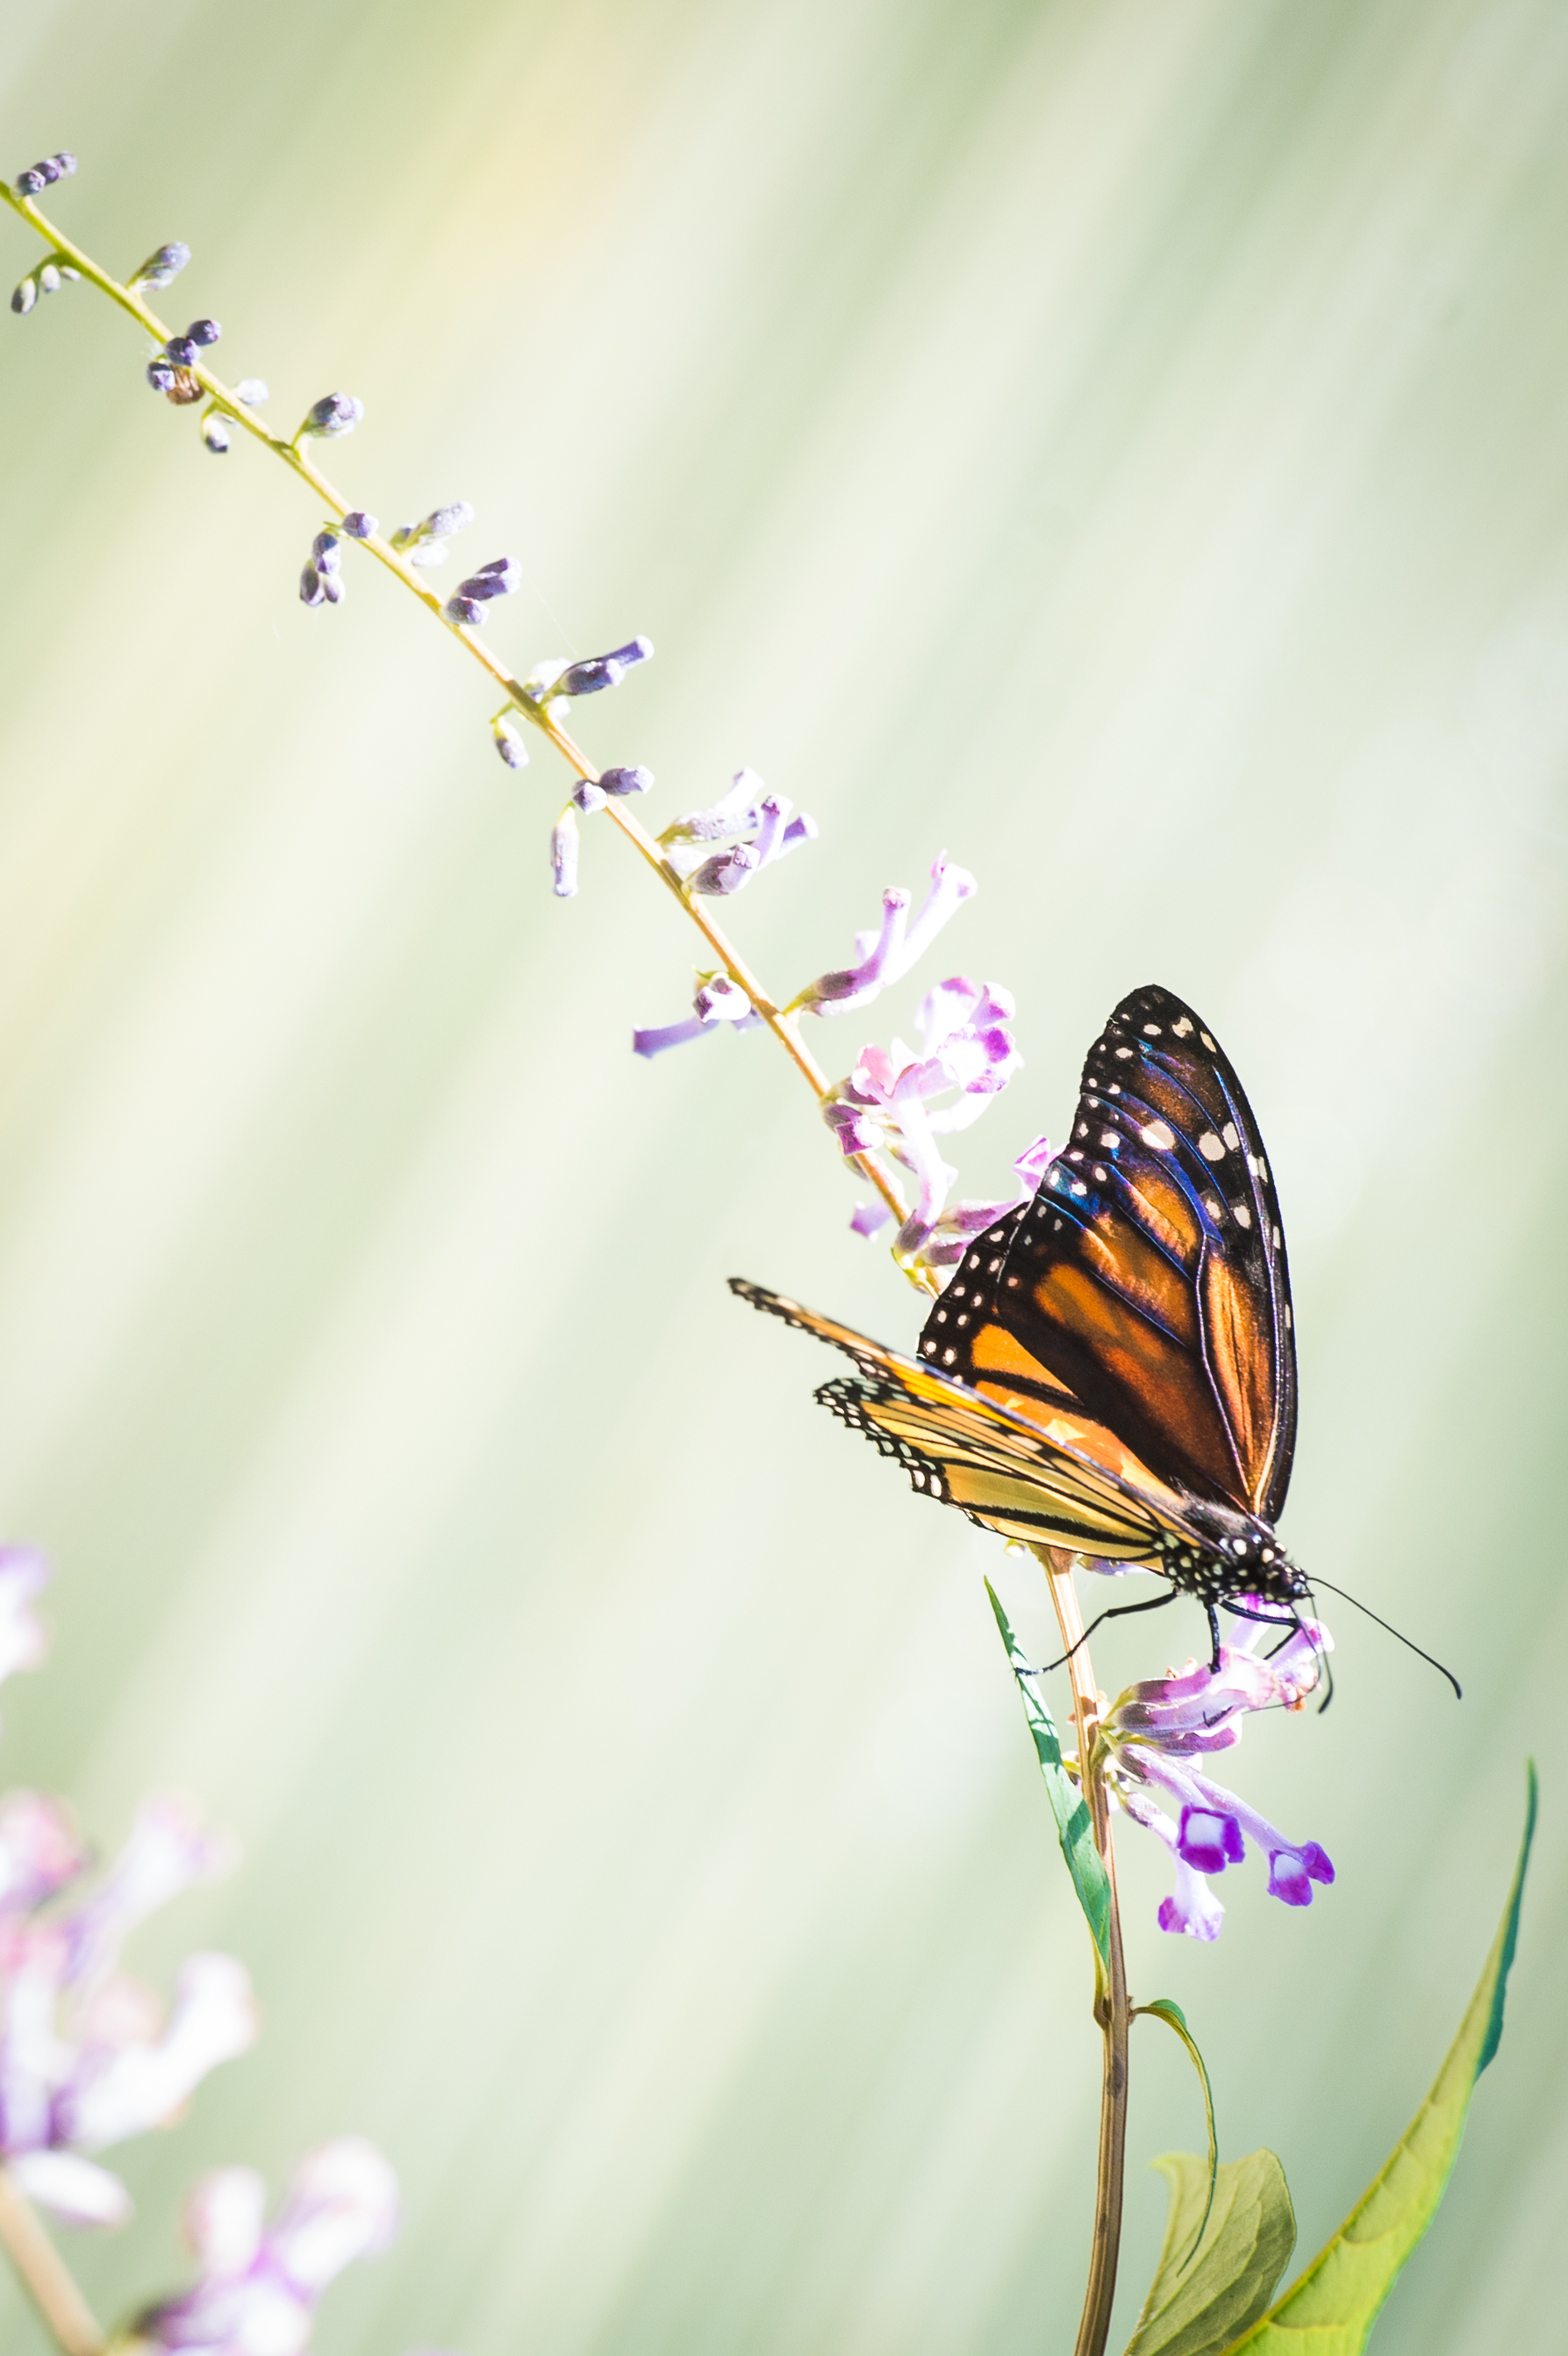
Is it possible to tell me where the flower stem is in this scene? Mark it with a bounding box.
[0,2171,105,2356]
[0,185,911,1238]
[1042,1549,1129,2356]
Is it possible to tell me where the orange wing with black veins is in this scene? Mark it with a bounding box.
[920,983,1297,1522]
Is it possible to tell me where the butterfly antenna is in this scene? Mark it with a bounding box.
[1309,1578,1462,1701]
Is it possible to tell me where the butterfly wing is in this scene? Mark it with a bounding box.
[730,1278,1192,1557]
[922,983,1296,1521]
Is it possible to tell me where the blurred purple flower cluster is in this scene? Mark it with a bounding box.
[0,1555,255,2226]
[137,2138,400,2355]
[1101,1621,1335,1941]
[0,1541,436,2356]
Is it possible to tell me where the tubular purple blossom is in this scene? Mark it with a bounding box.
[821,977,1022,1243]
[1099,1624,1335,1939]
[633,971,763,1057]
[551,811,579,899]
[893,1130,1056,1275]
[659,774,817,897]
[791,855,977,1018]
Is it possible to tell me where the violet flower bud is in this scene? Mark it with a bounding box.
[164,334,198,367]
[557,655,624,696]
[312,531,342,570]
[444,594,484,627]
[599,764,653,797]
[551,810,580,899]
[492,718,529,770]
[391,504,474,564]
[556,636,653,697]
[297,391,364,440]
[38,263,61,296]
[11,278,37,316]
[341,509,376,539]
[233,378,269,406]
[462,557,519,598]
[320,571,346,606]
[14,168,47,197]
[128,242,190,292]
[53,153,77,176]
[186,317,220,347]
[299,565,325,607]
[572,780,608,813]
[146,359,177,392]
[689,841,760,896]
[200,412,230,454]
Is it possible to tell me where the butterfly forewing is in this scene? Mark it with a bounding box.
[731,1279,1192,1558]
[920,983,1297,1522]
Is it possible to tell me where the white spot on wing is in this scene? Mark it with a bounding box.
[1234,1204,1252,1228]
[1222,1122,1239,1149]
[1140,1119,1176,1149]
[1199,1132,1225,1161]
[1171,1017,1193,1037]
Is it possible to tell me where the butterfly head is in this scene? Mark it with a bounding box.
[1156,1497,1307,1608]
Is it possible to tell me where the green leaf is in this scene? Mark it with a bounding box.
[1218,1761,1537,2356]
[984,1579,1110,1963]
[1135,1999,1219,2261]
[1122,2150,1296,2356]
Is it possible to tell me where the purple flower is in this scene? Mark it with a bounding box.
[555,636,654,698]
[137,2138,399,2352]
[492,717,529,770]
[127,243,191,294]
[551,811,579,899]
[821,977,1021,1237]
[599,765,652,798]
[0,1549,49,1710]
[390,505,475,569]
[296,392,363,441]
[655,770,818,899]
[0,1793,254,2224]
[1101,1624,1335,1940]
[633,970,763,1058]
[791,854,977,1019]
[458,558,519,599]
[877,1128,1056,1269]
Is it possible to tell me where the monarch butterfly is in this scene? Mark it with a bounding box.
[734,982,1308,1669]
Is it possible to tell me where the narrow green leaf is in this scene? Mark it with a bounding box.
[1219,1762,1537,2356]
[1122,2151,1296,2356]
[984,1579,1110,1962]
[1135,1999,1219,2260]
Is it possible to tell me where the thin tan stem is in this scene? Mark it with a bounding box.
[0,2171,105,2356]
[1042,1549,1130,2356]
[0,187,913,1239]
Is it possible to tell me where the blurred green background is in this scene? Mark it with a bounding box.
[1,0,1564,2348]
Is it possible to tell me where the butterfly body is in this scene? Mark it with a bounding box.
[734,984,1307,1636]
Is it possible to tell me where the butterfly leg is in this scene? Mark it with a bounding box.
[1034,1586,1179,1673]
[1206,1606,1221,1673]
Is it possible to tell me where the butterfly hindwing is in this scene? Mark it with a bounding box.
[922,984,1296,1522]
